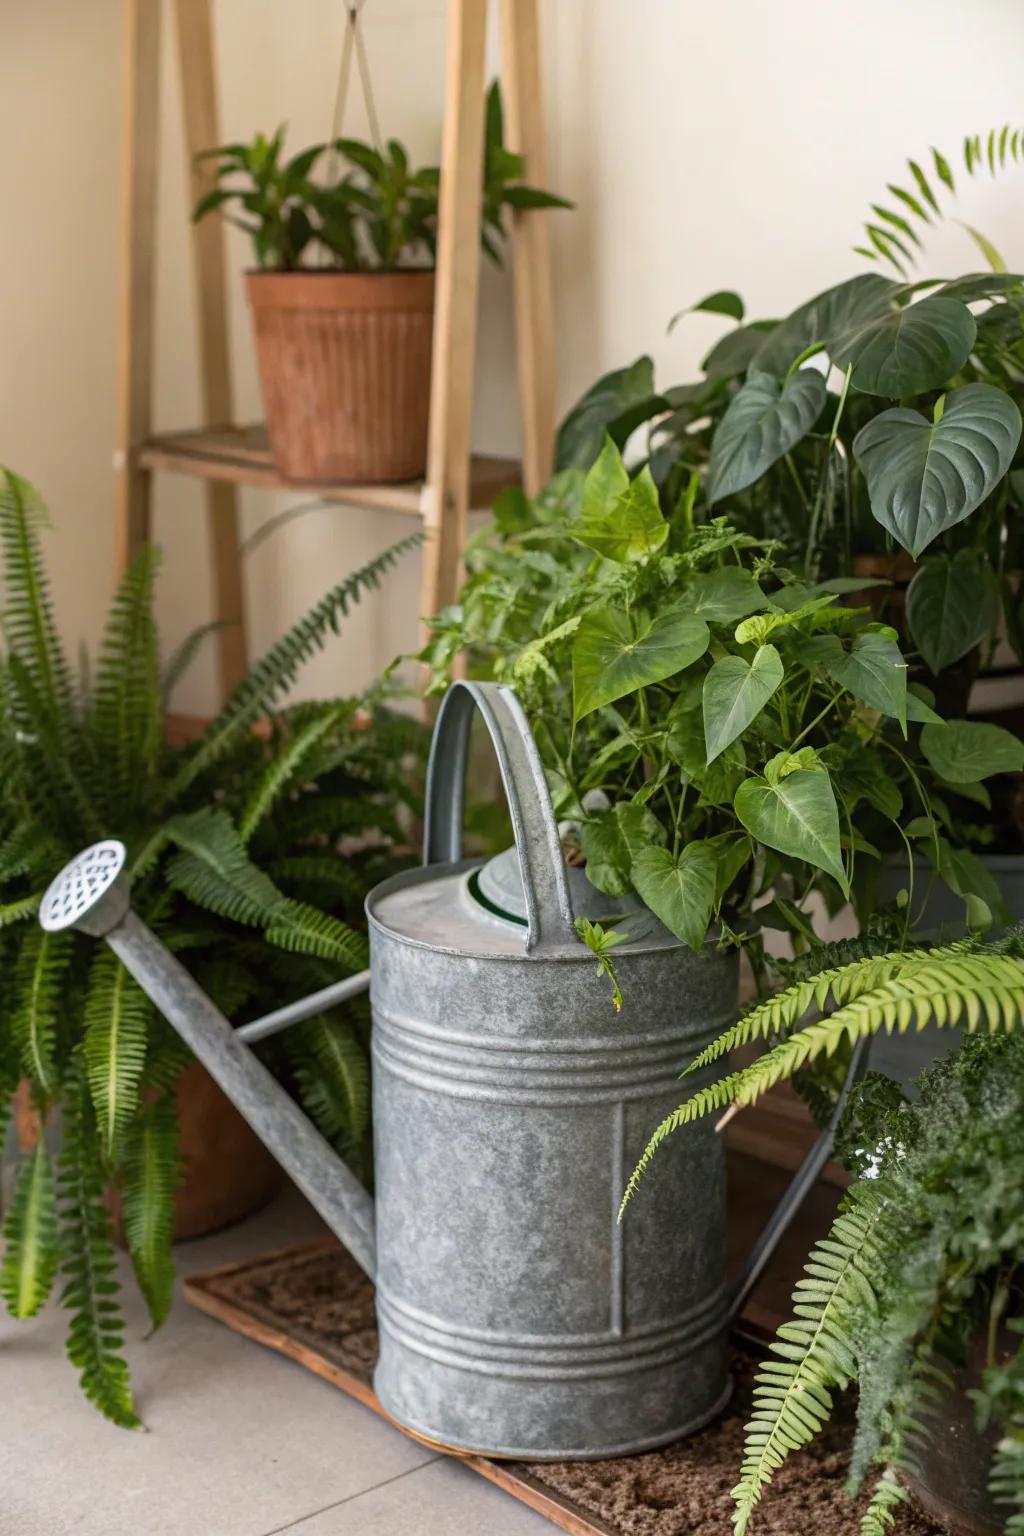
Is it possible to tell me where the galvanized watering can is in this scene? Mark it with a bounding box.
[40,680,858,1459]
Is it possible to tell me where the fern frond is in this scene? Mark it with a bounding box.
[121,1096,179,1332]
[92,545,162,813]
[12,927,73,1097]
[267,854,368,906]
[161,618,229,705]
[859,1470,908,1535]
[0,469,75,738]
[0,1142,59,1317]
[58,1062,141,1429]
[291,1013,370,1153]
[164,533,422,802]
[991,1432,1024,1535]
[164,807,287,926]
[0,818,59,885]
[238,705,345,843]
[82,949,153,1163]
[731,1183,888,1535]
[265,900,369,973]
[0,893,42,929]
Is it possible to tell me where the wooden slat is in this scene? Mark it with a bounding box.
[174,0,249,696]
[114,0,161,571]
[420,0,489,626]
[139,426,519,515]
[500,0,557,494]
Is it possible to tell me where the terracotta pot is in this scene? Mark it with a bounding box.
[246,269,435,484]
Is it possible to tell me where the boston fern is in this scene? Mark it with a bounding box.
[422,438,1020,977]
[623,936,1024,1532]
[0,469,423,1426]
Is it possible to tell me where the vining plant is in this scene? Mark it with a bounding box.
[0,470,424,1426]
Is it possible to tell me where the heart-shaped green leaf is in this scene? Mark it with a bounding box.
[572,443,668,563]
[630,841,717,951]
[702,321,778,380]
[685,567,769,623]
[579,803,667,897]
[734,768,848,893]
[572,602,710,723]
[707,369,826,505]
[920,720,1024,783]
[853,384,1023,556]
[807,629,908,731]
[555,357,665,471]
[831,294,976,396]
[751,273,899,375]
[905,550,1001,675]
[669,289,745,331]
[702,644,784,763]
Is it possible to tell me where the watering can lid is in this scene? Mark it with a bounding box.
[474,843,652,931]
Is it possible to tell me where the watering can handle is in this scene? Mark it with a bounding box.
[423,681,578,954]
[726,1036,871,1325]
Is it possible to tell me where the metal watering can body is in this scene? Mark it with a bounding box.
[39,680,861,1460]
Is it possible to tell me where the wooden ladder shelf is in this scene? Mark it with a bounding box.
[117,0,557,698]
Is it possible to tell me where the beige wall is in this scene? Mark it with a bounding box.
[4,0,1024,715]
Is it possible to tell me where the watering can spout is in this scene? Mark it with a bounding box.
[39,842,377,1280]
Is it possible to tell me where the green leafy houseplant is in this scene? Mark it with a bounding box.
[421,439,1024,976]
[555,270,1024,731]
[193,82,571,272]
[192,84,570,484]
[0,470,424,1426]
[621,933,1024,1534]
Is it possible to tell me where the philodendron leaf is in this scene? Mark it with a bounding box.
[573,442,668,563]
[853,384,1023,556]
[573,603,710,722]
[669,289,744,332]
[807,629,908,731]
[905,550,1001,674]
[702,644,784,763]
[579,803,666,896]
[831,294,976,396]
[919,720,1024,783]
[555,357,665,471]
[751,272,898,376]
[686,566,769,623]
[707,369,826,505]
[630,842,717,951]
[702,321,778,380]
[734,767,849,893]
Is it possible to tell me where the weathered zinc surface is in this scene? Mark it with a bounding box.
[366,680,740,1459]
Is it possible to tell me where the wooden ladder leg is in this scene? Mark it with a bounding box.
[115,0,161,573]
[420,0,489,630]
[174,0,249,697]
[500,0,556,494]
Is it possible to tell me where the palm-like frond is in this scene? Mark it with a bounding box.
[164,532,423,802]
[0,1142,59,1318]
[92,546,162,814]
[121,1096,179,1332]
[11,928,74,1098]
[58,1064,141,1429]
[621,944,1024,1212]
[238,705,346,843]
[732,1182,888,1535]
[82,949,153,1163]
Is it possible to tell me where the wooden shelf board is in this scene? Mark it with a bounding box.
[139,424,520,516]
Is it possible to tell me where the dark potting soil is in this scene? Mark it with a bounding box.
[188,1241,946,1536]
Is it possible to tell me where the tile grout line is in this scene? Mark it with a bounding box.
[254,1455,444,1536]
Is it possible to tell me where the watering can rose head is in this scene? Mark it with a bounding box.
[420,437,1022,966]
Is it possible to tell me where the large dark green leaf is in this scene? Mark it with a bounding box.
[685,567,769,623]
[579,803,666,896]
[920,719,1024,782]
[702,644,783,763]
[572,602,710,722]
[555,357,666,470]
[734,766,848,892]
[932,272,1024,304]
[852,384,1022,556]
[702,321,778,380]
[630,841,717,951]
[669,290,744,331]
[905,550,1001,674]
[572,443,668,563]
[751,273,899,376]
[807,629,908,730]
[707,369,826,505]
[830,294,976,396]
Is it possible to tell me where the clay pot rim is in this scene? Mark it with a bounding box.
[246,266,436,312]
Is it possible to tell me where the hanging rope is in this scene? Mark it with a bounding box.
[328,2,383,162]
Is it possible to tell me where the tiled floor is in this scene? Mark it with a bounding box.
[0,1185,550,1536]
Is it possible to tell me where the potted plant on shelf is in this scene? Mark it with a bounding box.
[194,84,570,484]
[421,438,1022,993]
[0,469,425,1426]
[621,930,1024,1535]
